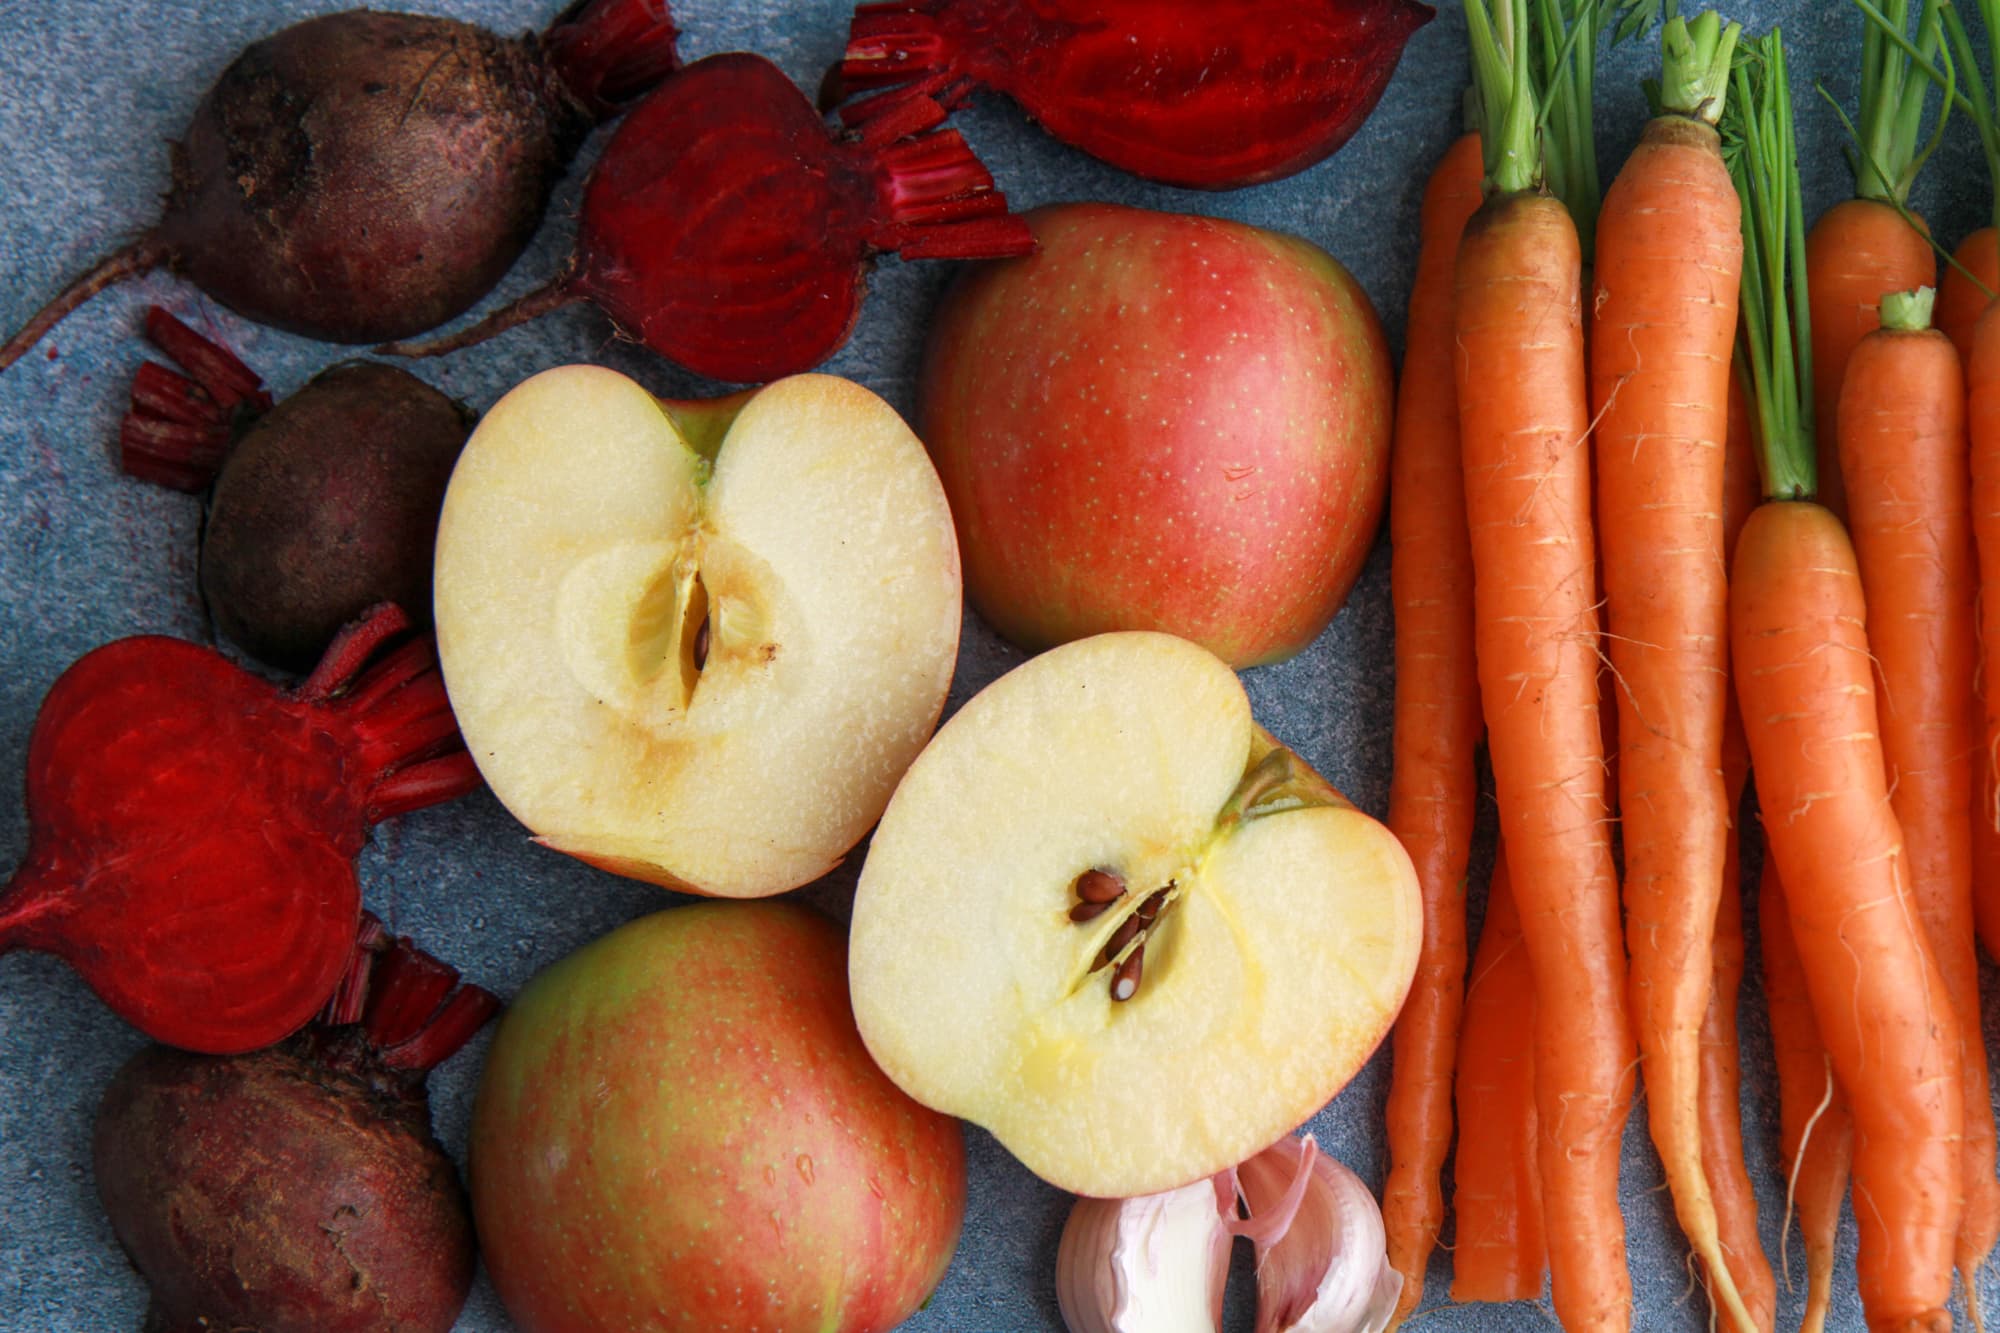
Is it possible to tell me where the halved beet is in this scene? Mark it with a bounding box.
[384,51,1034,384]
[0,605,479,1054]
[838,0,1434,189]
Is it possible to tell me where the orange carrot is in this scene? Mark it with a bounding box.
[1837,286,1999,1314]
[1806,1,1945,522]
[1939,229,1997,359]
[1969,298,2000,965]
[1449,845,1546,1304]
[1807,205,1937,522]
[1587,16,1747,1329]
[1455,5,1632,1325]
[1697,370,1776,1333]
[1381,128,1487,1325]
[1728,33,1963,1331]
[1757,860,1853,1333]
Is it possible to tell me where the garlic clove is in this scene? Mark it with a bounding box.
[1056,1177,1233,1333]
[1234,1135,1402,1333]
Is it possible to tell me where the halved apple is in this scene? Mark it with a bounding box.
[849,632,1419,1198]
[433,366,962,897]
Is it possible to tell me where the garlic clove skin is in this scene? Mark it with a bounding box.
[1056,1178,1232,1333]
[1234,1135,1403,1333]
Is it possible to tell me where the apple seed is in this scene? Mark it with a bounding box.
[1092,912,1145,972]
[1068,899,1114,924]
[1110,945,1145,1002]
[1073,869,1125,904]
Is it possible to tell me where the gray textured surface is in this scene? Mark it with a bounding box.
[0,1,1996,1330]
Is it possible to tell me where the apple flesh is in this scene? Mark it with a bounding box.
[920,202,1394,668]
[469,900,966,1333]
[849,631,1420,1199]
[432,367,961,897]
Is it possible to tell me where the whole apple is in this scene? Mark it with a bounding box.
[920,202,1394,667]
[469,901,966,1333]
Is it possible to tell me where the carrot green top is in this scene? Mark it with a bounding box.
[1466,0,1542,198]
[1880,284,1937,331]
[1658,12,1741,127]
[1836,0,1948,205]
[1725,28,1815,502]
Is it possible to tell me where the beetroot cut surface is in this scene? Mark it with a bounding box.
[384,50,1035,384]
[839,0,1435,189]
[95,915,500,1333]
[0,604,482,1054]
[0,0,682,370]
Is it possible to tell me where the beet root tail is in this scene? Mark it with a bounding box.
[376,276,582,360]
[0,857,66,956]
[1,239,168,373]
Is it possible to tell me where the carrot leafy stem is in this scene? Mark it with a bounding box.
[1725,29,1814,502]
[1658,12,1741,126]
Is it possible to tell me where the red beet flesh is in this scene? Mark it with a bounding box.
[840,0,1434,189]
[94,917,500,1333]
[0,0,681,370]
[0,605,481,1054]
[384,51,1035,384]
[123,308,474,671]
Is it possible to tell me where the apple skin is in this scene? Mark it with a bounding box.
[920,201,1394,667]
[468,901,966,1333]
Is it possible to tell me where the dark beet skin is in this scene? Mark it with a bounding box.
[0,0,681,370]
[162,12,590,343]
[98,1039,473,1333]
[201,361,473,671]
[93,924,499,1333]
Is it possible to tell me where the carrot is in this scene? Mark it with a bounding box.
[1938,228,1996,359]
[1973,298,2000,964]
[1696,370,1776,1333]
[1838,286,1999,1319]
[1449,844,1546,1304]
[1587,16,1749,1331]
[1380,127,1486,1325]
[1806,0,1945,522]
[1455,4,1632,1327]
[1757,860,1855,1333]
[1727,34,1965,1330]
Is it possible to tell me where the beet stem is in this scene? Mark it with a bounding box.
[379,984,501,1071]
[841,2,957,104]
[363,939,461,1048]
[365,752,484,824]
[377,276,583,360]
[321,913,391,1027]
[118,414,229,494]
[0,239,166,373]
[296,604,415,703]
[142,307,271,412]
[545,0,683,118]
[863,128,1036,260]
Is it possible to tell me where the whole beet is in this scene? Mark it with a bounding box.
[0,0,680,368]
[202,360,473,670]
[92,921,498,1333]
[122,308,473,671]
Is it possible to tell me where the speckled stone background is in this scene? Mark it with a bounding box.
[0,1,1994,1329]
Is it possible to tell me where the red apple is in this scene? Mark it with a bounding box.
[920,201,1394,667]
[468,901,966,1333]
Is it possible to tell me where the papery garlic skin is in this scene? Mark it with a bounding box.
[1235,1136,1403,1333]
[1056,1180,1231,1333]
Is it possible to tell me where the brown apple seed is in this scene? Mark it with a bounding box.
[1073,869,1125,903]
[1092,913,1145,972]
[1110,944,1145,1001]
[1068,899,1113,924]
